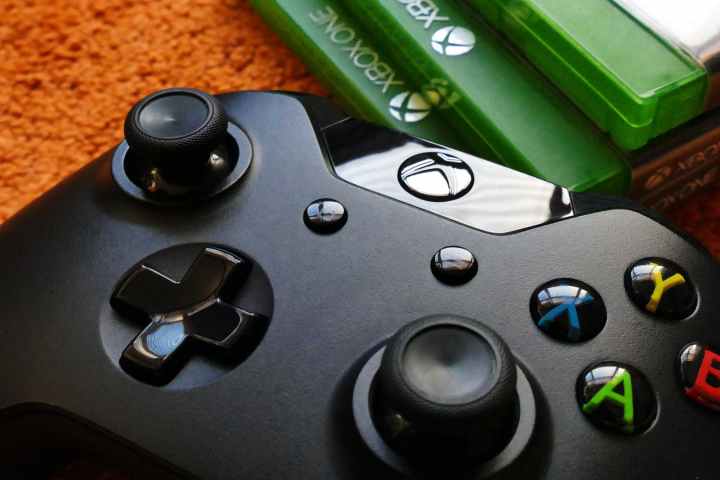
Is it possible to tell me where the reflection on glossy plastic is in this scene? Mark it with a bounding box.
[531,280,606,343]
[323,119,573,234]
[111,247,266,385]
[679,342,720,411]
[614,0,720,108]
[624,258,697,319]
[303,199,348,234]
[577,362,657,434]
[430,246,478,285]
[398,152,474,202]
[614,0,720,72]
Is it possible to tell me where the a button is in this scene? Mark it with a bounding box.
[679,342,720,412]
[625,258,697,319]
[430,246,478,285]
[110,246,267,385]
[577,362,657,434]
[530,279,606,343]
[398,152,474,202]
[303,199,347,234]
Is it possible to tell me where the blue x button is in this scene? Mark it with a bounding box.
[531,279,606,343]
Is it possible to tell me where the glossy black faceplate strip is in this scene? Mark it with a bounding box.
[321,118,574,234]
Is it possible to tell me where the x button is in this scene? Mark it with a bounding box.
[111,247,267,385]
[531,279,607,343]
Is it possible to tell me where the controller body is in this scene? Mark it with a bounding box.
[0,91,718,479]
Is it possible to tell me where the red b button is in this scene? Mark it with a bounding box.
[679,342,720,411]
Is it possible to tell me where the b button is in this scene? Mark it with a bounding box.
[679,342,720,412]
[625,258,697,319]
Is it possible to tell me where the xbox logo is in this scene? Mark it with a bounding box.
[431,26,475,56]
[389,91,432,123]
[422,78,461,110]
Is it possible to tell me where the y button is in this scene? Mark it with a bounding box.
[625,258,697,320]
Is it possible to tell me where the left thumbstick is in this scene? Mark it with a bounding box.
[124,88,229,189]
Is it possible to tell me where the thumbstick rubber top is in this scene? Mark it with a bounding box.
[124,88,228,168]
[138,93,209,138]
[373,315,519,463]
[402,324,498,406]
[377,315,517,426]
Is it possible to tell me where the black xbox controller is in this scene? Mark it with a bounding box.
[1,88,719,479]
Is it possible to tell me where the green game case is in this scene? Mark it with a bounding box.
[340,0,720,204]
[252,0,631,194]
[468,0,710,151]
[251,0,472,156]
[253,0,720,206]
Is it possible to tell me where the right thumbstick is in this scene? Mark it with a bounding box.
[371,315,520,465]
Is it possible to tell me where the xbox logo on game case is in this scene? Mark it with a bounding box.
[389,91,432,123]
[431,26,475,56]
[422,78,460,109]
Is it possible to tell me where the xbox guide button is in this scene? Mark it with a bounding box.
[398,152,474,201]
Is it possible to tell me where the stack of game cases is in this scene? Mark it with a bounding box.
[252,0,720,210]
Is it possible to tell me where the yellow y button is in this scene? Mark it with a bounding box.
[625,258,697,319]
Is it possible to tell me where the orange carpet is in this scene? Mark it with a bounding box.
[0,0,719,260]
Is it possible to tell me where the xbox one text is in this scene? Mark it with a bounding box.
[394,0,475,56]
[309,6,403,94]
[395,0,449,29]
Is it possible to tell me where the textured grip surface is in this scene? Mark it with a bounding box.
[124,88,228,162]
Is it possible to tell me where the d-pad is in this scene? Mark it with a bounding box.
[111,247,266,385]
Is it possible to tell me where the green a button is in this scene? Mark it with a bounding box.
[577,362,656,435]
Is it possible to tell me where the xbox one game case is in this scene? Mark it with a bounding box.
[341,0,720,206]
[252,0,631,195]
[251,0,472,156]
[642,160,720,212]
[340,0,632,195]
[469,0,720,151]
[253,0,720,207]
[631,108,720,207]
